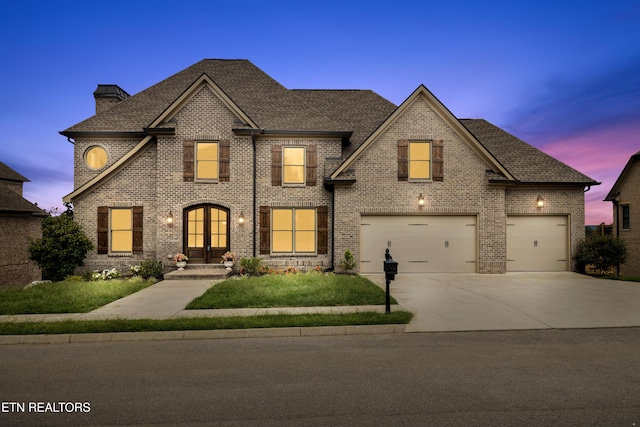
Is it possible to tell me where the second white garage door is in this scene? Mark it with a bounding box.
[506,215,568,271]
[360,216,477,274]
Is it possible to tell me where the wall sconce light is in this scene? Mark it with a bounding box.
[418,193,425,207]
[238,212,245,224]
[167,211,174,226]
[536,195,545,208]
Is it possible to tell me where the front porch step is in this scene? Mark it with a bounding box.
[164,264,232,281]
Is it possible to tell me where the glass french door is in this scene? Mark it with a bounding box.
[184,205,229,264]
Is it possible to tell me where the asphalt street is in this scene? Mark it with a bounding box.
[1,328,639,426]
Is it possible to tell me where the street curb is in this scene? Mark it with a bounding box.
[0,324,406,345]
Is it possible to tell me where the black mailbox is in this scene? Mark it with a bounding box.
[384,259,398,281]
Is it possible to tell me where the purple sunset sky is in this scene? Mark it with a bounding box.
[1,0,639,224]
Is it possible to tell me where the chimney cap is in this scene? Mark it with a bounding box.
[93,84,130,101]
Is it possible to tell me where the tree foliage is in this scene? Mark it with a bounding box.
[28,213,93,281]
[575,234,627,274]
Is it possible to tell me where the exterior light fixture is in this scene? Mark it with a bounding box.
[536,195,545,208]
[238,212,245,224]
[167,211,174,225]
[418,193,425,207]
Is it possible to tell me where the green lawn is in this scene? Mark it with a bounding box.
[0,278,154,315]
[0,312,413,335]
[186,273,396,309]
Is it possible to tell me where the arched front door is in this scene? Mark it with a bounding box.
[183,204,230,264]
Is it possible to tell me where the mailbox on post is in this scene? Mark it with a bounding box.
[382,248,397,314]
[383,259,398,281]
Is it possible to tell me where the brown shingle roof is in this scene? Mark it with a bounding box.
[460,119,598,185]
[0,161,29,182]
[61,59,395,146]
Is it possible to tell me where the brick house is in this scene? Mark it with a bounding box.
[0,161,47,287]
[61,59,598,274]
[604,151,640,275]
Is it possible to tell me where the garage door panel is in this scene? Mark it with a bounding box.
[507,216,568,271]
[360,216,476,273]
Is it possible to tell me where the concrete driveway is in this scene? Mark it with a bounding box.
[365,272,640,332]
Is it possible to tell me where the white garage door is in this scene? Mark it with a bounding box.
[360,216,477,274]
[507,216,568,271]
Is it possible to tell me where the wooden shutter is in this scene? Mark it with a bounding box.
[132,206,143,254]
[306,145,317,186]
[317,206,328,254]
[97,206,108,254]
[183,140,194,182]
[219,139,230,182]
[397,140,408,181]
[259,206,270,254]
[271,145,282,186]
[432,140,444,181]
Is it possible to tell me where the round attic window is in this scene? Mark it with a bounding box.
[84,146,108,170]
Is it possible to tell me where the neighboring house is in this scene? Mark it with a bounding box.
[604,151,640,275]
[60,59,598,274]
[0,161,47,287]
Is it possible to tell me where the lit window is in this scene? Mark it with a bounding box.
[409,142,431,180]
[85,146,108,170]
[196,142,218,180]
[272,208,316,253]
[111,208,132,252]
[283,147,305,184]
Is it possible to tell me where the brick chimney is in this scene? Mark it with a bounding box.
[93,84,130,114]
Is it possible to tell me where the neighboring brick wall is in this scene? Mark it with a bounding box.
[0,215,43,287]
[613,162,640,275]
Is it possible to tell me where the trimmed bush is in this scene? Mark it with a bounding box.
[339,249,357,271]
[27,214,93,282]
[576,235,628,274]
[137,259,164,280]
[240,257,264,276]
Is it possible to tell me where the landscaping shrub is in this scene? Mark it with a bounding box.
[339,249,357,271]
[575,234,627,274]
[27,213,93,282]
[136,259,164,280]
[240,257,264,276]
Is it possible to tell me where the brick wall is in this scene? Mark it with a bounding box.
[0,215,43,287]
[612,162,640,275]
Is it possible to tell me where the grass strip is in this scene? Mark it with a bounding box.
[187,273,396,309]
[0,312,413,336]
[0,279,154,315]
[599,275,640,282]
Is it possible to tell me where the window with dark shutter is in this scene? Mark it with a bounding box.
[433,140,444,181]
[259,206,271,254]
[97,206,108,254]
[397,140,408,181]
[183,140,194,181]
[132,206,143,253]
[271,145,282,186]
[317,206,328,254]
[219,139,230,182]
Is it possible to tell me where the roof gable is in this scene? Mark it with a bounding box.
[148,73,258,129]
[604,150,640,201]
[331,85,513,180]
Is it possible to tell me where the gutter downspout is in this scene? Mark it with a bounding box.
[252,130,257,257]
[331,186,335,271]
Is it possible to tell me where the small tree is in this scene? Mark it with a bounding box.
[575,235,627,275]
[28,214,93,281]
[339,249,357,271]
